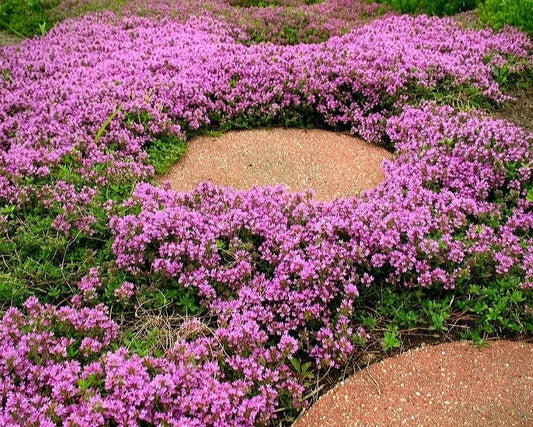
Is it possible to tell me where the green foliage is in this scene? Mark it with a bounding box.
[0,211,68,304]
[71,0,128,16]
[0,0,59,37]
[2,68,13,82]
[422,299,452,331]
[410,80,495,111]
[382,325,402,351]
[289,357,314,382]
[376,287,423,328]
[0,157,138,307]
[145,135,188,175]
[492,57,533,92]
[120,328,166,357]
[479,0,533,37]
[124,110,155,132]
[244,10,331,45]
[77,373,104,393]
[356,268,532,350]
[372,0,479,17]
[0,0,129,38]
[0,271,28,308]
[456,276,533,337]
[208,104,327,133]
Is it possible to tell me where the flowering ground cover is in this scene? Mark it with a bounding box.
[0,0,532,425]
[1,0,389,43]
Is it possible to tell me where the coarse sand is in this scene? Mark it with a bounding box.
[157,128,393,201]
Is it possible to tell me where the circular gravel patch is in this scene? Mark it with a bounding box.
[294,340,533,426]
[157,128,393,201]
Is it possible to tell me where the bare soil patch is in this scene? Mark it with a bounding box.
[494,86,533,133]
[0,30,22,46]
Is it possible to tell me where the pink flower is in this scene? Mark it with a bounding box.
[77,267,102,301]
[114,281,136,301]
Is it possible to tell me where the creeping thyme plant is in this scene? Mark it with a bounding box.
[0,0,532,425]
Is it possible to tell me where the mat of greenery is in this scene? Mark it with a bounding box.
[371,0,479,17]
[0,0,60,37]
[479,0,533,37]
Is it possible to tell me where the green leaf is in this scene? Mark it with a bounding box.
[95,106,122,143]
[382,326,402,351]
[0,205,16,216]
[510,291,524,304]
[215,239,227,250]
[300,361,312,375]
[289,357,301,372]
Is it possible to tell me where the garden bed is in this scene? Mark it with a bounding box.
[0,1,532,425]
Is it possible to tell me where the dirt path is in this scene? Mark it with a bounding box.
[492,86,533,133]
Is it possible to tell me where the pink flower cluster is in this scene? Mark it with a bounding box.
[76,267,102,302]
[112,104,533,294]
[0,297,281,425]
[220,0,390,44]
[59,0,390,44]
[106,105,532,422]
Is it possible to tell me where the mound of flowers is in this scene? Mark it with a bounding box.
[0,1,532,425]
[1,10,530,204]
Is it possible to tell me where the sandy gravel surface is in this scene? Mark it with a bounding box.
[158,128,393,201]
[294,340,533,426]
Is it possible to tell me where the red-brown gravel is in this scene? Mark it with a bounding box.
[294,340,533,426]
[157,128,393,201]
